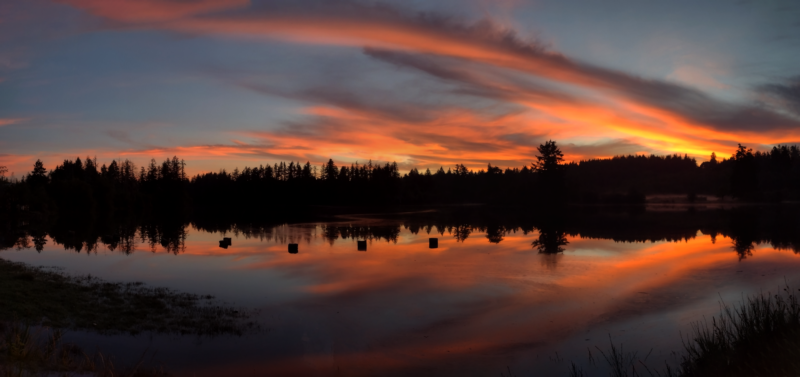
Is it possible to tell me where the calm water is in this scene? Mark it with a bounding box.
[3,208,800,376]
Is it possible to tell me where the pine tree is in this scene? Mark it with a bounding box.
[533,140,566,200]
[324,159,338,181]
[29,159,48,187]
[533,140,564,174]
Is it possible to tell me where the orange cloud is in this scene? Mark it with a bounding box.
[58,0,250,23]
[0,118,26,127]
[99,95,755,174]
[54,0,800,166]
[0,153,34,178]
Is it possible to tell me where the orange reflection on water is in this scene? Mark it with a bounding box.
[164,225,800,375]
[6,220,800,376]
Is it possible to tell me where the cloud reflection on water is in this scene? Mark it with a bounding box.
[2,216,800,375]
[167,224,800,375]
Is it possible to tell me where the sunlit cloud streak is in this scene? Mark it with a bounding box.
[0,118,26,127]
[58,0,249,23]
[0,153,35,178]
[363,49,800,151]
[235,76,747,167]
[61,0,800,138]
[15,0,795,172]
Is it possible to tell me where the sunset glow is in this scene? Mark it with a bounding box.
[2,0,799,175]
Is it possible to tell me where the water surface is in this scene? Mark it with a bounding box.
[3,208,799,376]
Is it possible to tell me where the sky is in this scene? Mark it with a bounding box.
[1,0,800,177]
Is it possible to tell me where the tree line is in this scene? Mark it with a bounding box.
[2,141,800,218]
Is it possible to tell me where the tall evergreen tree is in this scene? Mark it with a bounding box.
[29,159,48,187]
[533,140,564,174]
[731,144,759,199]
[533,140,565,199]
[324,159,338,181]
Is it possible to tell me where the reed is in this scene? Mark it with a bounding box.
[576,284,800,376]
[678,283,800,376]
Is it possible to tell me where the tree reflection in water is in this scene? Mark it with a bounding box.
[3,206,800,262]
[532,229,569,254]
[452,224,471,242]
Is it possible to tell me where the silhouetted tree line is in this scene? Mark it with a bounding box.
[566,144,800,202]
[0,156,188,218]
[2,142,800,219]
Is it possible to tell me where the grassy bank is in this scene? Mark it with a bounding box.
[678,284,800,376]
[0,257,264,375]
[0,258,258,336]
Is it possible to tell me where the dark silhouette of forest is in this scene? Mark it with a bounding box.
[2,142,800,221]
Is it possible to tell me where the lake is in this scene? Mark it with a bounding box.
[2,206,799,376]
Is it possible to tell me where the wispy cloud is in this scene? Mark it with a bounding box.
[0,118,27,127]
[760,75,800,117]
[57,0,250,23]
[48,0,800,167]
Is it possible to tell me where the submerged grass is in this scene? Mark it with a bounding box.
[570,284,800,376]
[0,258,259,336]
[0,320,167,376]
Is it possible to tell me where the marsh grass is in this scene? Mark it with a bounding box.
[0,258,259,336]
[594,338,643,377]
[0,321,168,376]
[572,284,800,376]
[677,284,800,376]
[568,361,584,377]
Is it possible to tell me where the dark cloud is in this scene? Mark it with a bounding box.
[241,0,552,53]
[563,140,653,159]
[365,48,800,134]
[66,0,800,134]
[363,48,475,83]
[498,133,551,148]
[238,81,443,124]
[293,87,436,123]
[349,5,800,133]
[364,47,578,105]
[107,129,133,144]
[398,130,505,154]
[584,67,800,132]
[760,76,800,116]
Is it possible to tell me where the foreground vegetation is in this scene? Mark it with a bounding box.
[0,258,258,336]
[679,285,800,376]
[0,321,167,377]
[0,257,262,375]
[571,285,800,376]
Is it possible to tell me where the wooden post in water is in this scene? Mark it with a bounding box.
[218,241,228,249]
[223,237,232,246]
[288,243,299,254]
[429,238,438,249]
[357,240,367,251]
